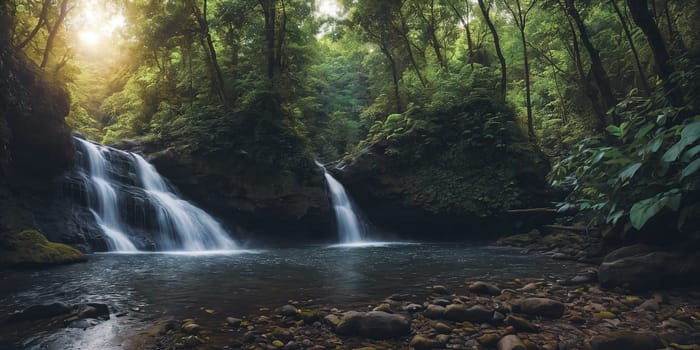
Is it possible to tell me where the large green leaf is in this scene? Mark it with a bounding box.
[629,189,682,230]
[617,162,642,183]
[662,121,700,162]
[681,158,700,179]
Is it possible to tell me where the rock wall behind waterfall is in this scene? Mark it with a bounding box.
[111,139,334,244]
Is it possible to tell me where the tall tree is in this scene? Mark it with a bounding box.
[191,0,226,101]
[15,0,50,49]
[566,0,619,125]
[40,0,70,69]
[502,0,536,139]
[610,0,650,94]
[626,0,682,106]
[477,0,507,100]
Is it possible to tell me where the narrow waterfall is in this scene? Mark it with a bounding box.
[317,162,366,243]
[133,155,237,250]
[78,139,138,251]
[77,138,237,251]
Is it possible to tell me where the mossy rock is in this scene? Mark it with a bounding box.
[496,230,542,246]
[540,232,585,247]
[0,229,86,266]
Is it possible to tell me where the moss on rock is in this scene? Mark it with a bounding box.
[0,229,86,266]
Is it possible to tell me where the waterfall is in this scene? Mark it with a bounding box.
[133,155,237,251]
[78,139,138,251]
[317,162,366,243]
[77,138,237,251]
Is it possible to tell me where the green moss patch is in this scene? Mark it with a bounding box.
[0,229,86,267]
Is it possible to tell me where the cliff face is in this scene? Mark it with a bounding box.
[0,39,88,264]
[112,138,334,245]
[331,98,554,239]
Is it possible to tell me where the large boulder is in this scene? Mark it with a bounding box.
[334,311,410,339]
[0,229,86,266]
[587,331,663,350]
[598,245,700,290]
[511,298,565,318]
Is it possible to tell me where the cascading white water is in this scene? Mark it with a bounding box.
[77,138,237,251]
[78,139,138,251]
[317,162,365,243]
[133,155,237,251]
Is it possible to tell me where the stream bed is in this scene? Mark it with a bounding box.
[0,243,583,349]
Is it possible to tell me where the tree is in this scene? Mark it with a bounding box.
[565,0,619,125]
[40,0,71,69]
[626,0,682,106]
[477,0,507,100]
[502,0,537,139]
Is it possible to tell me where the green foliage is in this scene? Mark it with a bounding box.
[551,73,700,233]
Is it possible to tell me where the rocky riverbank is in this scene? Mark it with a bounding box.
[144,276,700,350]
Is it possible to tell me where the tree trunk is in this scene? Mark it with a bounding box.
[447,0,474,62]
[40,0,69,69]
[566,0,618,125]
[17,0,50,49]
[276,0,287,74]
[563,6,607,129]
[260,0,276,82]
[626,0,682,106]
[520,27,535,139]
[611,0,650,94]
[397,11,427,87]
[192,0,226,101]
[477,0,507,100]
[380,44,402,113]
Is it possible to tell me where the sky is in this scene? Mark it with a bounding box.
[316,0,344,18]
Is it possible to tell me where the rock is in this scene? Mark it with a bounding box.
[77,303,110,320]
[404,303,423,312]
[299,310,321,323]
[504,315,537,332]
[7,302,72,322]
[444,304,493,323]
[431,298,451,307]
[588,331,663,350]
[410,335,444,350]
[492,311,506,324]
[468,281,501,296]
[496,230,542,247]
[0,230,86,266]
[279,305,298,317]
[598,246,700,290]
[272,340,285,348]
[424,305,446,319]
[513,298,565,318]
[478,333,500,347]
[497,335,526,350]
[334,311,410,339]
[323,314,342,328]
[373,303,391,312]
[181,321,202,335]
[432,285,450,295]
[592,311,616,320]
[433,322,452,334]
[226,317,243,327]
[636,298,660,311]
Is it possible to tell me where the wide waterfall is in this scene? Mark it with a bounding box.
[317,162,366,243]
[76,138,237,251]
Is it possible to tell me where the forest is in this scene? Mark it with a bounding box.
[1,0,700,349]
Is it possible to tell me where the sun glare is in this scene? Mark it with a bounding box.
[72,0,126,49]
